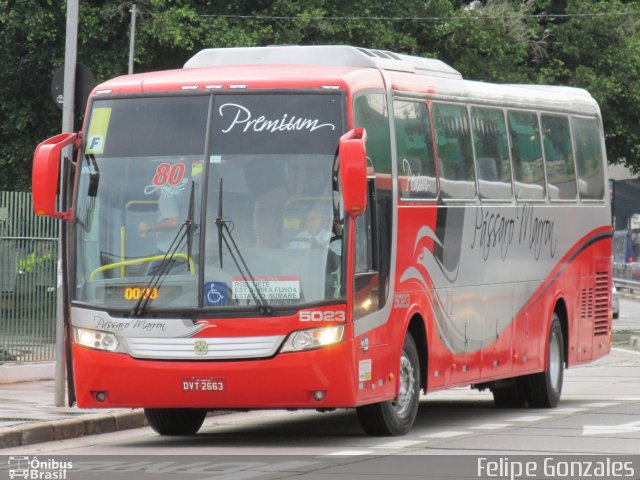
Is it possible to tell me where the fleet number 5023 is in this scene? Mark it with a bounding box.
[299,310,345,322]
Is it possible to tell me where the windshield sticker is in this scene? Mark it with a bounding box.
[232,276,301,300]
[85,107,112,155]
[143,162,188,198]
[204,282,228,306]
[191,161,203,177]
[212,94,342,155]
[218,103,336,134]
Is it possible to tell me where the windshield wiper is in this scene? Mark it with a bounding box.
[215,177,272,316]
[130,182,197,318]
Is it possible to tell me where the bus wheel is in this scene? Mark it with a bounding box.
[144,408,207,435]
[524,313,564,408]
[492,380,526,408]
[356,333,420,436]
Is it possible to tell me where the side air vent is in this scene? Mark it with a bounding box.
[356,47,402,61]
[356,47,376,58]
[593,271,610,336]
[580,288,594,323]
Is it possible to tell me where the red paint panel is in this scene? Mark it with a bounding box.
[73,339,358,409]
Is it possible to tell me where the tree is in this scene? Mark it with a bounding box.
[0,1,66,191]
[533,0,640,171]
[0,0,131,191]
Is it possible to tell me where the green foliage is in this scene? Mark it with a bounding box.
[533,0,640,171]
[2,0,640,190]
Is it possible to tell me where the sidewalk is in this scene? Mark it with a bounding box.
[0,375,146,449]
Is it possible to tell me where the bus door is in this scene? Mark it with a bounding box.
[480,284,514,378]
[512,282,541,372]
[444,285,482,386]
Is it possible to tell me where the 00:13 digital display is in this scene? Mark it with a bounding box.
[123,287,159,300]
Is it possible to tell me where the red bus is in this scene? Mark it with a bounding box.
[32,46,612,436]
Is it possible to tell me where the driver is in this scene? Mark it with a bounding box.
[288,207,331,249]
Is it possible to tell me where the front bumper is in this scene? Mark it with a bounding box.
[72,339,358,409]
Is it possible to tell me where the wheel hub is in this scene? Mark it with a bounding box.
[549,330,561,392]
[391,351,415,417]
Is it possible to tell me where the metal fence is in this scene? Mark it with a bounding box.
[613,271,640,293]
[0,191,58,363]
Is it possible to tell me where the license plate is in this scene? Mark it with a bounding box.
[181,377,225,392]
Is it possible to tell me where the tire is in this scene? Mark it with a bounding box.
[524,313,564,408]
[144,408,207,436]
[492,380,527,408]
[356,333,421,436]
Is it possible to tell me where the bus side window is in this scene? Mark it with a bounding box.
[394,99,437,200]
[471,107,512,200]
[542,114,577,200]
[508,110,545,201]
[353,180,379,320]
[354,180,377,273]
[353,93,392,311]
[572,117,605,200]
[432,103,476,200]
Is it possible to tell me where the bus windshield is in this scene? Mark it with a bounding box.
[73,93,345,312]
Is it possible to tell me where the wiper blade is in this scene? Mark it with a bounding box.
[186,181,196,265]
[129,223,189,317]
[215,177,272,316]
[130,182,197,318]
[215,177,224,268]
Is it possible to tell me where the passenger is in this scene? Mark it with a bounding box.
[138,186,186,275]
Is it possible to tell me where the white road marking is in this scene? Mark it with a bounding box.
[372,439,424,449]
[580,402,620,408]
[326,450,374,456]
[507,415,551,422]
[420,430,471,439]
[470,423,512,430]
[612,347,640,356]
[583,420,640,436]
[547,407,588,414]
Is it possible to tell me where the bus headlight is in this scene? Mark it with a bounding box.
[281,325,345,352]
[73,327,119,352]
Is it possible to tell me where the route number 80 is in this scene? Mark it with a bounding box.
[153,163,185,187]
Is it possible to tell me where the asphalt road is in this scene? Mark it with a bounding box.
[3,352,639,456]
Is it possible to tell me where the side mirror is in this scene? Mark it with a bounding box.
[339,128,367,217]
[32,132,79,220]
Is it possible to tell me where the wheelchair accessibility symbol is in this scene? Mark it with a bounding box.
[204,282,227,306]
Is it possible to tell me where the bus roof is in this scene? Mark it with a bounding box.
[94,45,599,116]
[184,45,463,79]
[183,45,598,115]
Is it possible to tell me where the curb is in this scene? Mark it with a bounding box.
[0,363,54,384]
[0,410,147,449]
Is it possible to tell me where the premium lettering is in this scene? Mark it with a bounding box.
[218,103,336,134]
